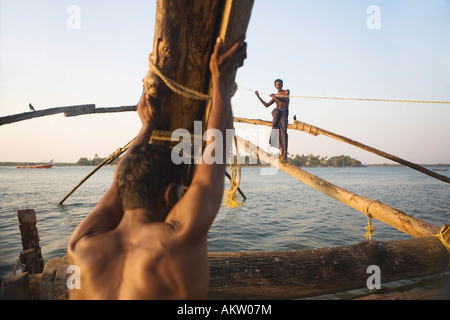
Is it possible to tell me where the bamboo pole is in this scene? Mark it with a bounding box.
[58,139,134,205]
[234,135,440,238]
[233,117,450,184]
[58,130,246,204]
[0,105,95,126]
[64,105,136,117]
[0,105,139,126]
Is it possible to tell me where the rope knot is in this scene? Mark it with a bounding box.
[434,224,450,251]
[224,136,242,208]
[363,200,379,240]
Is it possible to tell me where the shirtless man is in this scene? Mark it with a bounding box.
[255,79,290,162]
[67,36,247,299]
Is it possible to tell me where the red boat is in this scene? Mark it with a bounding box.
[16,159,54,169]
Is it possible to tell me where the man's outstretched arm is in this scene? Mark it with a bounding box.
[167,37,247,241]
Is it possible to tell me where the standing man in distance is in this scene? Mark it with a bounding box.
[255,79,290,162]
[67,36,247,299]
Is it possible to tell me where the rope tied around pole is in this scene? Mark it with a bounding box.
[224,136,242,208]
[143,53,238,101]
[435,226,450,251]
[433,225,450,272]
[363,200,379,240]
[144,53,211,101]
[142,52,243,207]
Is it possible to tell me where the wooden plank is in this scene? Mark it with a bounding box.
[235,135,441,238]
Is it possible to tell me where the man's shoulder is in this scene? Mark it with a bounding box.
[136,220,184,246]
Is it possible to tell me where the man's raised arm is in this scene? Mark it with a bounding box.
[255,91,275,108]
[167,36,247,240]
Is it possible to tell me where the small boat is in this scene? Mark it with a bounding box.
[432,168,447,172]
[16,159,54,169]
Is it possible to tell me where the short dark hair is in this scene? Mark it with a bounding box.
[274,79,283,86]
[116,144,183,211]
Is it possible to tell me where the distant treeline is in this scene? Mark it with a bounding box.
[235,153,363,167]
[288,154,363,167]
[76,154,121,166]
[76,153,362,167]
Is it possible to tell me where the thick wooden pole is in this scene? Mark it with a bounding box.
[208,234,450,299]
[147,0,221,134]
[202,0,254,129]
[234,117,450,184]
[147,0,253,133]
[235,135,440,238]
[147,0,253,185]
[36,227,449,299]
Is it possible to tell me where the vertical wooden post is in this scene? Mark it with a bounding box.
[17,209,44,274]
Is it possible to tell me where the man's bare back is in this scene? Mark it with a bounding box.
[68,37,247,300]
[70,219,209,299]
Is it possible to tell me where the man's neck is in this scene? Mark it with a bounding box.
[122,207,164,226]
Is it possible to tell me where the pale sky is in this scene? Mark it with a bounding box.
[1,0,449,164]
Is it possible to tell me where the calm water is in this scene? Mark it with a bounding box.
[1,165,449,296]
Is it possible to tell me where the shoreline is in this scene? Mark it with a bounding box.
[1,162,449,168]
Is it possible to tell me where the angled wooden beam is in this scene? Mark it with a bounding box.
[234,117,450,184]
[234,135,440,238]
